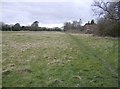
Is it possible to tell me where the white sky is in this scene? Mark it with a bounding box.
[1,0,97,28]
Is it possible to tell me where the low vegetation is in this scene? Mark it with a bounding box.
[2,31,118,87]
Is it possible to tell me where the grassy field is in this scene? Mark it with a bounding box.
[2,31,118,87]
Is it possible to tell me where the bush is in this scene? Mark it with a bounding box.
[95,18,119,37]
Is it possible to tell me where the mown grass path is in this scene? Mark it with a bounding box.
[67,33,118,77]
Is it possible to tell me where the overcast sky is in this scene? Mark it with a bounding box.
[1,0,97,27]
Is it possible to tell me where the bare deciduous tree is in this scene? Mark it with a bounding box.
[92,0,120,21]
[92,0,120,37]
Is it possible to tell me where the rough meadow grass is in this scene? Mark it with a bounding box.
[2,31,118,87]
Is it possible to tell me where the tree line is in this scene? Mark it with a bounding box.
[0,0,119,37]
[63,19,82,31]
[64,0,120,37]
[0,21,62,31]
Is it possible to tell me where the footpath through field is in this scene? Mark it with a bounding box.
[66,33,118,77]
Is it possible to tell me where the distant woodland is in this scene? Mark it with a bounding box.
[1,1,120,37]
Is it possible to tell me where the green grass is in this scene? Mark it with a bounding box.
[2,31,118,87]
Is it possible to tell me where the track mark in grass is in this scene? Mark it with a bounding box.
[67,33,118,77]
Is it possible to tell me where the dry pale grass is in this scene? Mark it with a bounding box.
[71,33,93,37]
[3,32,70,52]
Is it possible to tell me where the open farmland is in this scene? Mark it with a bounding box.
[2,31,118,87]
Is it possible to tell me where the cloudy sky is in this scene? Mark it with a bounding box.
[1,0,97,27]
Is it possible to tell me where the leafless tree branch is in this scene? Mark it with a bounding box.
[92,0,119,21]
